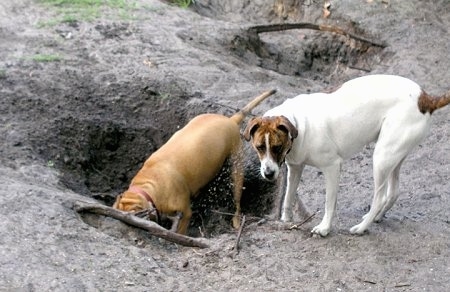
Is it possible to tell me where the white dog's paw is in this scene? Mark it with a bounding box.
[311,224,330,237]
[349,223,367,235]
[280,210,293,222]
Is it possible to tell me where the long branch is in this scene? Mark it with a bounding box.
[249,23,387,48]
[72,201,210,248]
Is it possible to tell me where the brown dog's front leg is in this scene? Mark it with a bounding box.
[177,207,193,234]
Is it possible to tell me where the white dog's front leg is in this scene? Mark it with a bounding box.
[311,163,341,237]
[281,164,304,222]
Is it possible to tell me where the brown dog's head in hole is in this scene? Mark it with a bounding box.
[113,191,161,223]
[112,191,150,212]
[243,115,298,181]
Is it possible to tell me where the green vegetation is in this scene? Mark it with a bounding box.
[170,0,193,9]
[30,54,62,62]
[36,0,192,26]
[37,0,138,25]
[40,0,129,6]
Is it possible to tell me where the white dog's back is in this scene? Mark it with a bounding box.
[270,75,421,111]
[266,75,429,160]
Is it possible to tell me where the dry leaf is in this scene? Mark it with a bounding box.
[143,59,157,68]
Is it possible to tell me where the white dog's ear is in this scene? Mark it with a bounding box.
[277,116,298,139]
[243,117,261,141]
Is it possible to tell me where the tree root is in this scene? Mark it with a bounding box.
[232,22,386,57]
[249,23,387,48]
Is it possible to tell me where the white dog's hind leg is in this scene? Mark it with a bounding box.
[350,160,391,235]
[311,162,341,237]
[352,112,429,235]
[351,141,411,234]
[281,164,304,222]
[374,158,404,222]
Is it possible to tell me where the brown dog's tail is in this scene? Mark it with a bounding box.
[230,89,277,125]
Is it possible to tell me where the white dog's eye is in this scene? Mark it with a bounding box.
[272,145,282,154]
[256,144,266,152]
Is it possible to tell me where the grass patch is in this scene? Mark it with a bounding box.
[170,0,193,9]
[30,54,62,62]
[37,0,138,25]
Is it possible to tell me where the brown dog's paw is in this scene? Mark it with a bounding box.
[232,216,241,229]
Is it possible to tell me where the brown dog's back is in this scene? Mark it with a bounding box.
[133,89,277,196]
[137,114,240,195]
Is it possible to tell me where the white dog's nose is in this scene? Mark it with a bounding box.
[263,168,276,180]
[261,163,279,181]
[261,157,279,181]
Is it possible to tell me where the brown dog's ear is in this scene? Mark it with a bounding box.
[112,194,122,209]
[243,117,261,141]
[277,116,298,139]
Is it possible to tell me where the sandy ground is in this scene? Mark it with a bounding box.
[0,0,449,291]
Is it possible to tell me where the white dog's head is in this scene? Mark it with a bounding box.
[243,116,298,181]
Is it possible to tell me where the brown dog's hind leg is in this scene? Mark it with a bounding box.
[231,146,244,229]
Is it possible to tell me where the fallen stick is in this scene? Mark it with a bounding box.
[72,200,210,248]
[248,23,387,48]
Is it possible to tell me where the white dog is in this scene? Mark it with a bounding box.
[244,75,450,236]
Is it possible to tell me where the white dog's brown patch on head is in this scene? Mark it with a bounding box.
[244,116,298,166]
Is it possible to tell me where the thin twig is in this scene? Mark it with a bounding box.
[348,65,372,72]
[355,276,377,285]
[231,215,246,257]
[394,283,411,288]
[211,209,263,221]
[287,212,316,230]
[73,200,209,248]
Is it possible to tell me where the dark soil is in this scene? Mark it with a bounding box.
[1,0,449,291]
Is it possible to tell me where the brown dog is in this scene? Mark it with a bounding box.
[113,89,276,234]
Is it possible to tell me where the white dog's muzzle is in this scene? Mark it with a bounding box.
[260,156,280,181]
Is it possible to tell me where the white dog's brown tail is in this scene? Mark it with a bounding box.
[418,89,450,114]
[230,89,277,125]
